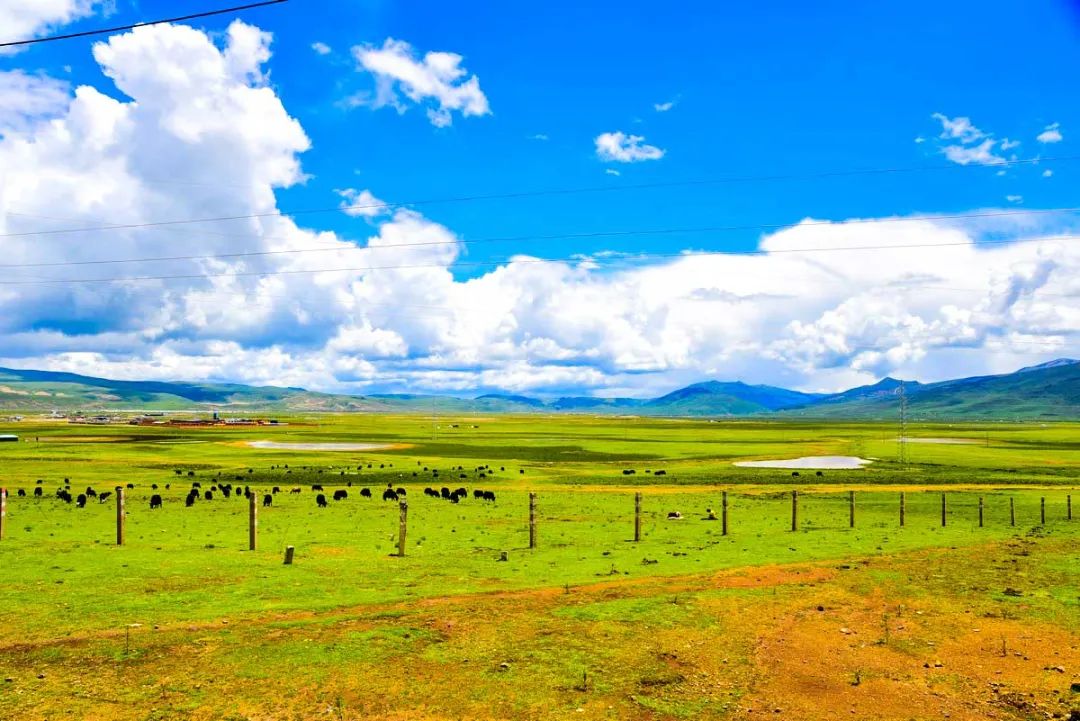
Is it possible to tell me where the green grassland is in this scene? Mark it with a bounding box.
[1,414,1078,720]
[1,414,1079,487]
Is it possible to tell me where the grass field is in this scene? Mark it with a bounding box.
[1,414,1078,720]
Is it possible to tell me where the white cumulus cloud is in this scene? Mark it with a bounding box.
[930,113,1012,166]
[0,21,1077,397]
[351,37,490,127]
[942,138,1006,166]
[0,0,106,53]
[1037,122,1063,144]
[335,188,389,218]
[595,131,665,163]
[0,70,71,133]
[932,113,986,143]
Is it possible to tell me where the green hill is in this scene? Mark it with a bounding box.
[782,359,1080,419]
[0,359,1076,419]
[0,367,380,412]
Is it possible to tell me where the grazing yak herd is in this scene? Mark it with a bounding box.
[0,461,713,518]
[1,461,509,511]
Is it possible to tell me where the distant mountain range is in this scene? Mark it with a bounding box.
[0,359,1077,419]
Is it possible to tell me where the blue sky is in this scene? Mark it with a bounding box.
[0,0,1077,396]
[26,0,1077,262]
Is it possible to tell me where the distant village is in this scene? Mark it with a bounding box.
[3,410,284,427]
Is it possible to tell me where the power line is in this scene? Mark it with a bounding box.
[3,231,1080,287]
[3,207,1080,271]
[2,154,1076,239]
[0,1,288,49]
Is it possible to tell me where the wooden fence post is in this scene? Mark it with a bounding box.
[248,492,257,551]
[791,490,798,532]
[940,492,946,528]
[1040,497,1046,525]
[1009,497,1015,527]
[116,488,125,546]
[978,496,984,528]
[0,487,6,541]
[633,492,642,542]
[1068,494,1073,521]
[849,490,855,528]
[721,490,728,536]
[899,492,905,528]
[283,545,295,565]
[529,492,537,549]
[397,500,408,557]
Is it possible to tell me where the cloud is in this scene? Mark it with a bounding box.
[351,37,490,127]
[1043,169,1054,178]
[335,188,389,218]
[605,168,621,176]
[529,133,549,141]
[929,113,1013,166]
[654,100,675,112]
[0,71,71,133]
[1006,194,1023,203]
[0,21,1077,397]
[311,41,331,55]
[595,131,665,163]
[942,138,1006,166]
[0,0,106,54]
[932,113,986,143]
[913,136,925,144]
[1037,122,1062,144]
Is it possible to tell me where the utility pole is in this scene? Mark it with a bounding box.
[897,381,909,466]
